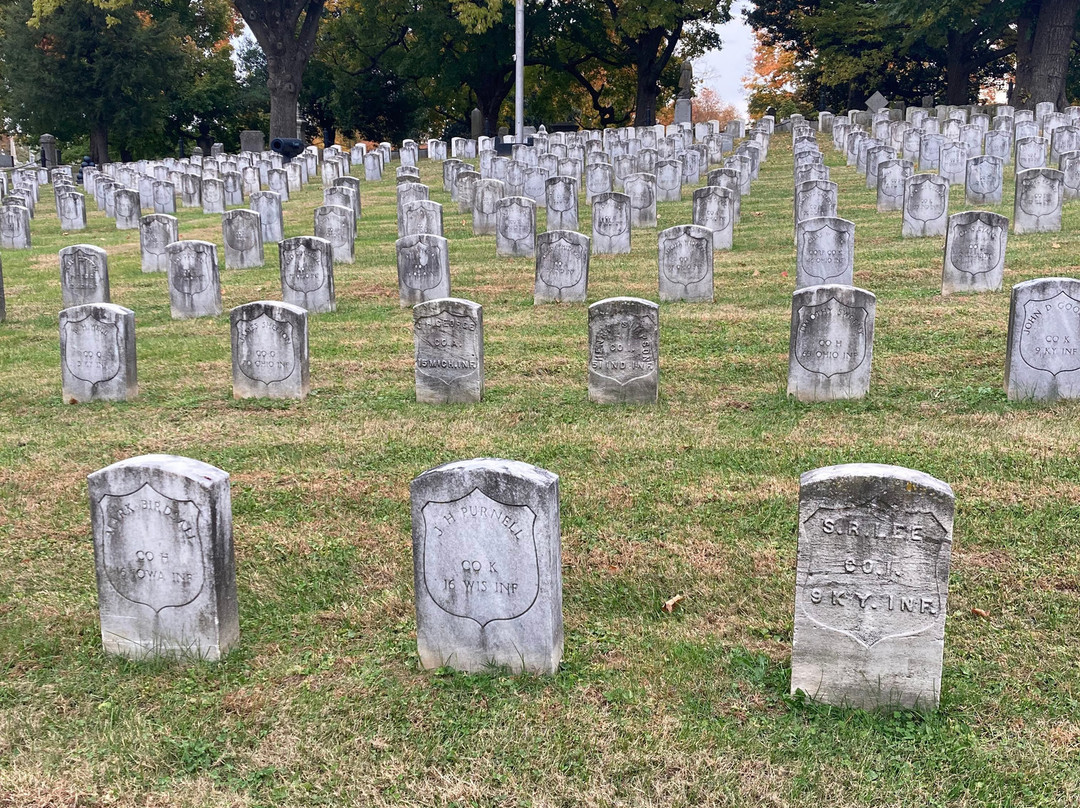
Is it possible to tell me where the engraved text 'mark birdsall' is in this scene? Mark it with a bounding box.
[100,483,206,613]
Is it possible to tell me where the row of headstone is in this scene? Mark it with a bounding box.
[59,299,312,403]
[86,450,954,710]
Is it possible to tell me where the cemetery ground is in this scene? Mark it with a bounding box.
[1,139,1079,807]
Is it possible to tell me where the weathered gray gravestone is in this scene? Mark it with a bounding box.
[397,234,451,307]
[1061,151,1080,200]
[658,225,714,302]
[942,211,1007,295]
[314,205,356,263]
[584,163,613,205]
[1005,277,1080,400]
[795,217,855,289]
[1015,136,1048,171]
[140,214,178,273]
[221,209,264,269]
[410,458,562,673]
[655,159,682,202]
[495,196,536,258]
[280,236,336,314]
[413,297,483,404]
[60,245,110,307]
[876,159,913,212]
[364,152,383,181]
[88,454,239,661]
[114,188,141,230]
[787,284,875,401]
[591,192,631,255]
[324,186,359,223]
[166,240,222,319]
[58,192,88,230]
[473,179,504,236]
[692,186,735,250]
[250,191,284,244]
[902,174,949,238]
[402,199,443,238]
[152,180,177,215]
[59,303,137,403]
[794,180,839,234]
[230,301,310,400]
[588,297,659,404]
[535,230,589,304]
[397,182,431,236]
[792,463,954,710]
[455,171,482,214]
[1013,168,1064,234]
[918,133,943,171]
[623,173,657,228]
[545,176,579,232]
[201,178,225,214]
[938,141,966,185]
[965,155,1003,206]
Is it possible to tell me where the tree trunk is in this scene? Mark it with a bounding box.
[90,123,108,165]
[322,125,336,147]
[630,26,679,127]
[233,0,326,141]
[633,79,659,127]
[945,31,970,105]
[1014,0,1080,109]
[268,59,303,140]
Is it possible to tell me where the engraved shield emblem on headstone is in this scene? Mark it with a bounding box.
[910,181,946,221]
[235,312,296,384]
[62,315,121,384]
[797,503,949,647]
[421,487,539,627]
[802,225,849,283]
[549,182,573,212]
[969,163,999,194]
[173,249,211,295]
[403,242,442,290]
[62,250,99,290]
[663,234,709,285]
[595,202,625,237]
[1020,175,1059,217]
[1019,291,1080,375]
[950,219,1001,276]
[284,244,326,293]
[539,237,584,289]
[794,297,868,377]
[415,309,479,387]
[144,223,169,256]
[100,483,205,613]
[226,219,257,251]
[591,317,656,386]
[504,206,532,241]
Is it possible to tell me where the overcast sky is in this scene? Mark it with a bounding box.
[693,0,755,117]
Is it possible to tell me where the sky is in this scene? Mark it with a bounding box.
[693,0,755,117]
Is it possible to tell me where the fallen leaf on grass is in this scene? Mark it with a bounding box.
[780,271,788,278]
[662,594,685,613]
[971,608,990,618]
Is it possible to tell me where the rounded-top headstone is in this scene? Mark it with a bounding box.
[410,458,562,673]
[792,463,954,710]
[87,454,239,661]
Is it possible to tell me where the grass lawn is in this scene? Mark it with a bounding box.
[0,133,1078,807]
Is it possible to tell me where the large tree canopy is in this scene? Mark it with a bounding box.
[746,0,1080,112]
